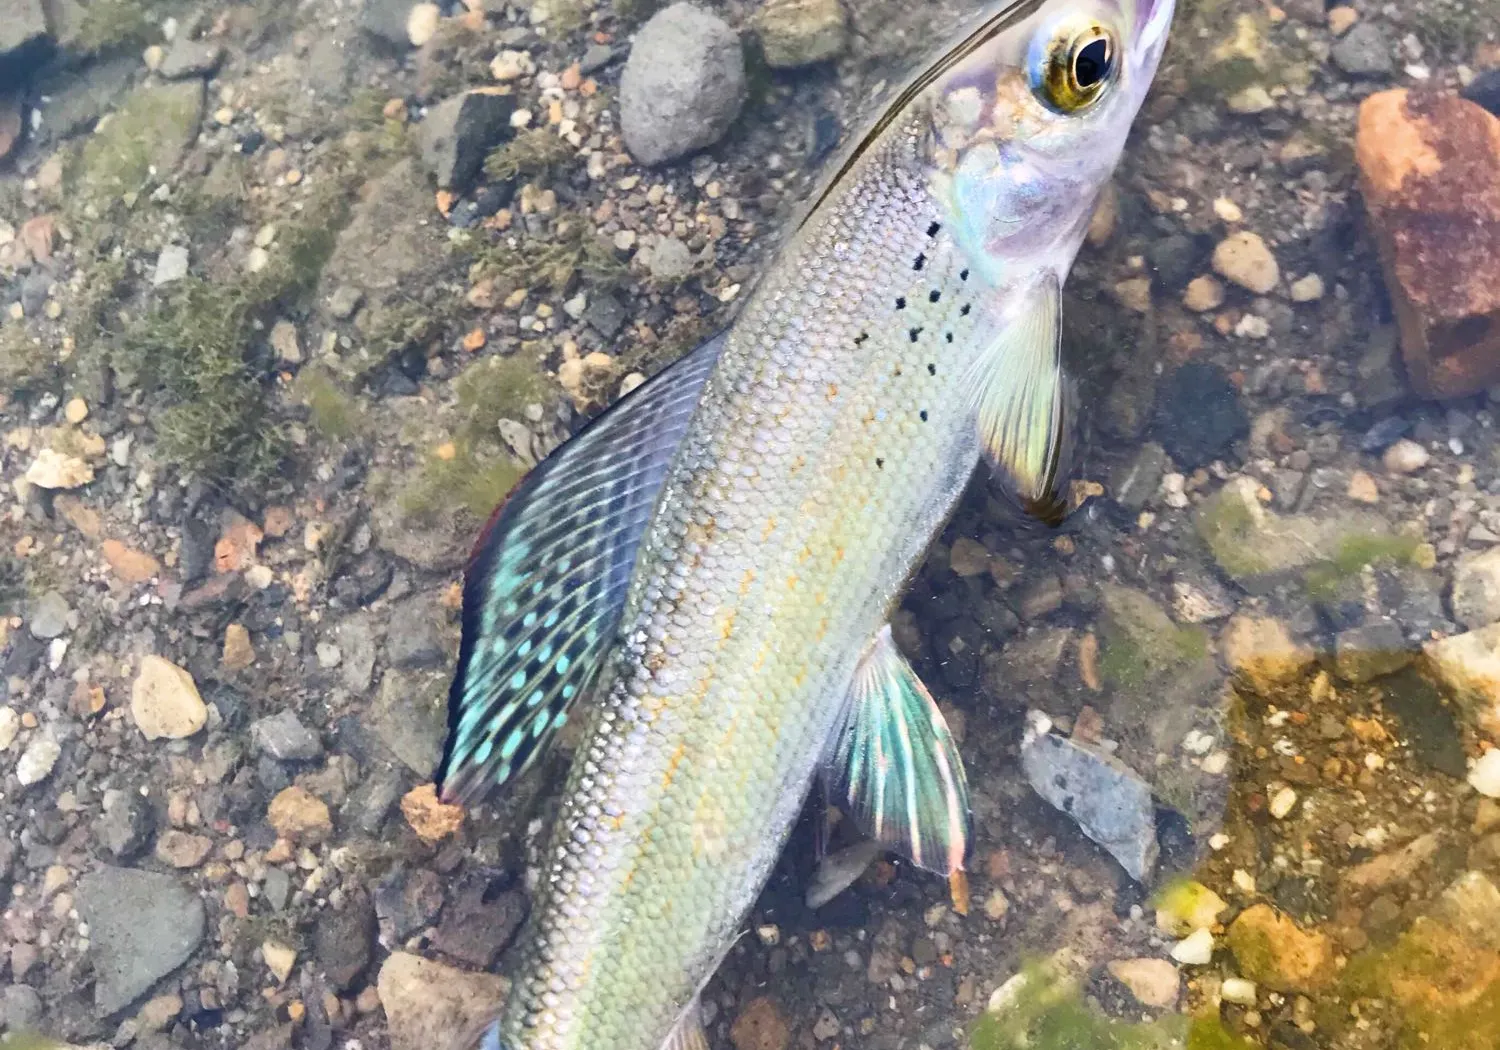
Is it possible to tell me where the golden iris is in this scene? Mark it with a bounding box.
[1033,22,1118,113]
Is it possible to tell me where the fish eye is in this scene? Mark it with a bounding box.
[1031,21,1119,114]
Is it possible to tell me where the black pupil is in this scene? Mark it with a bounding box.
[1074,38,1111,88]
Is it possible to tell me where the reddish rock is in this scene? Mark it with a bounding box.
[1356,89,1500,398]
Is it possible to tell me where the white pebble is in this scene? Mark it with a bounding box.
[1383,439,1430,474]
[1469,749,1500,798]
[16,734,61,786]
[1290,274,1325,302]
[1221,977,1258,1005]
[1170,928,1215,965]
[1269,786,1298,819]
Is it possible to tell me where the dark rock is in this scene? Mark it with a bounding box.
[417,90,516,193]
[4,631,43,678]
[1360,416,1411,454]
[1145,233,1210,291]
[0,0,49,92]
[31,57,135,143]
[1333,620,1413,684]
[159,38,225,79]
[431,877,527,968]
[96,791,156,861]
[1109,443,1167,511]
[1151,362,1248,470]
[76,867,206,1016]
[583,291,628,339]
[370,669,447,778]
[1332,22,1393,78]
[250,710,323,762]
[362,0,417,48]
[619,3,747,166]
[375,868,445,942]
[313,892,377,991]
[1463,68,1500,118]
[347,766,403,835]
[386,602,446,669]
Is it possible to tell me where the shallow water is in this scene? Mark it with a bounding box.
[0,1,1498,1049]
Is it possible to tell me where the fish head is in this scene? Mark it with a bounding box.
[927,0,1176,286]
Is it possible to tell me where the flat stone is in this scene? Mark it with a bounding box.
[1020,719,1159,882]
[74,81,204,204]
[0,0,48,71]
[1334,620,1412,683]
[371,669,447,778]
[619,3,747,166]
[1356,89,1500,398]
[1332,21,1392,77]
[152,244,190,286]
[376,952,509,1050]
[1425,624,1500,736]
[313,893,377,991]
[25,448,94,490]
[1212,231,1280,295]
[755,0,847,69]
[431,878,526,969]
[155,830,212,868]
[15,734,60,786]
[251,710,323,762]
[27,590,70,640]
[1431,871,1500,952]
[159,38,225,79]
[1222,615,1316,696]
[386,601,446,669]
[77,867,206,1016]
[417,89,516,192]
[1107,958,1179,1009]
[1225,904,1334,993]
[267,786,332,844]
[131,656,208,740]
[1452,544,1500,629]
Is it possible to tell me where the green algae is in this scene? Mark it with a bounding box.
[1303,532,1423,602]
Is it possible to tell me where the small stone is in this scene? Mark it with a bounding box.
[1227,85,1274,114]
[64,397,89,423]
[139,993,183,1031]
[1470,750,1500,798]
[78,867,206,1016]
[270,319,302,364]
[1334,621,1412,683]
[0,707,18,751]
[1332,21,1392,77]
[1225,904,1334,992]
[252,710,323,761]
[406,2,440,46]
[1268,786,1298,819]
[15,734,60,786]
[1212,231,1280,295]
[328,286,363,320]
[1221,615,1316,696]
[490,49,534,82]
[1453,548,1500,629]
[1183,275,1225,312]
[1107,958,1179,1009]
[1426,624,1500,734]
[730,996,790,1050]
[1327,6,1358,35]
[1171,928,1214,966]
[755,0,847,68]
[25,448,94,489]
[1112,276,1153,313]
[619,3,747,167]
[131,655,208,740]
[376,952,509,1050]
[401,783,464,843]
[102,539,161,583]
[417,89,517,192]
[27,590,70,640]
[1290,274,1325,302]
[263,941,297,984]
[1383,438,1429,474]
[948,537,991,578]
[222,623,255,669]
[155,829,212,868]
[1155,881,1228,936]
[153,244,190,286]
[1221,977,1258,1005]
[159,38,225,79]
[1347,470,1379,503]
[267,786,332,843]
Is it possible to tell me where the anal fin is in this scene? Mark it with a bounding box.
[825,626,972,875]
[661,998,709,1050]
[965,274,1076,527]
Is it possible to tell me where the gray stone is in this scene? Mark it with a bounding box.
[417,90,516,192]
[755,0,847,69]
[386,603,446,670]
[32,57,136,144]
[159,38,225,79]
[1334,620,1413,683]
[1331,22,1393,77]
[371,669,447,778]
[263,866,292,911]
[1021,720,1159,882]
[77,866,206,1016]
[349,767,403,835]
[251,710,323,762]
[328,285,364,321]
[579,43,617,75]
[322,159,447,302]
[0,983,43,1031]
[362,0,418,47]
[1171,574,1237,624]
[338,613,381,693]
[153,244,190,287]
[619,3,746,167]
[314,892,377,991]
[1453,547,1500,629]
[27,590,70,640]
[96,791,156,861]
[0,0,48,64]
[645,235,694,283]
[1110,443,1167,511]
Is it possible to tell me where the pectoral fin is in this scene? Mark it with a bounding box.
[966,274,1075,527]
[825,626,972,875]
[437,332,727,807]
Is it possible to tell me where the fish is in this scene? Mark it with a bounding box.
[436,1,1176,1048]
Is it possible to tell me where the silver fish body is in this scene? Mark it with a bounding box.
[437,2,1176,1048]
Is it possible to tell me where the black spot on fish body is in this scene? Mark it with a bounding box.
[960,269,970,282]
[960,304,971,316]
[945,333,954,344]
[895,297,906,310]
[927,363,936,375]
[920,410,928,422]
[914,253,927,271]
[854,332,869,346]
[927,221,942,238]
[876,458,885,469]
[929,290,941,303]
[909,328,922,342]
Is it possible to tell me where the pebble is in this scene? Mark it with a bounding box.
[1170,928,1214,965]
[251,710,323,762]
[131,655,209,740]
[222,623,255,669]
[1227,85,1274,114]
[1332,21,1393,76]
[1221,977,1258,1005]
[756,0,848,69]
[1155,880,1228,936]
[267,786,332,843]
[153,244,190,286]
[1212,231,1280,295]
[1327,6,1358,35]
[1220,615,1315,697]
[377,952,509,1050]
[619,3,747,167]
[1347,470,1379,503]
[1452,548,1500,629]
[77,866,206,1016]
[1226,904,1334,992]
[406,2,440,46]
[1182,275,1225,312]
[25,448,94,489]
[0,707,18,752]
[491,49,534,82]
[1290,273,1325,302]
[1383,438,1429,474]
[155,829,213,868]
[1107,958,1179,1009]
[27,590,71,640]
[1268,786,1299,819]
[400,784,464,843]
[263,941,298,984]
[730,996,790,1050]
[948,536,992,578]
[1470,749,1500,798]
[270,319,302,364]
[15,734,60,786]
[64,397,89,423]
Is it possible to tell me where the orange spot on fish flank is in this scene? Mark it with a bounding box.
[739,569,756,597]
[831,546,845,566]
[719,608,737,642]
[790,455,806,474]
[761,517,777,542]
[826,383,838,401]
[785,573,799,591]
[798,545,813,564]
[660,741,687,792]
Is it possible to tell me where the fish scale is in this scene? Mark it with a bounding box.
[439,3,1177,1048]
[507,118,997,1050]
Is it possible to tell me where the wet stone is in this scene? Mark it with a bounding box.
[77,867,206,1016]
[371,669,447,778]
[1225,904,1334,993]
[1110,442,1167,511]
[376,868,446,942]
[377,953,509,1050]
[1331,21,1393,77]
[386,604,446,669]
[0,983,43,1031]
[755,0,848,69]
[1020,720,1159,882]
[432,877,527,969]
[1452,547,1500,629]
[159,38,225,79]
[1333,620,1413,683]
[417,89,517,192]
[251,710,323,762]
[1151,362,1248,470]
[96,792,156,861]
[731,996,791,1050]
[1379,667,1467,779]
[27,590,70,640]
[313,892,377,992]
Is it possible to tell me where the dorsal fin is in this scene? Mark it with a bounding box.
[436,332,728,807]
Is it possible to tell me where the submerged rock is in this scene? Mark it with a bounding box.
[620,3,746,167]
[1425,624,1500,736]
[1225,904,1334,993]
[377,952,509,1050]
[1452,547,1500,629]
[1020,714,1159,882]
[417,89,516,192]
[1150,362,1248,470]
[77,867,206,1016]
[1356,89,1500,398]
[755,0,848,69]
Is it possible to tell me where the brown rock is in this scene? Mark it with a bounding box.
[214,516,264,573]
[19,214,55,264]
[376,952,509,1050]
[1221,615,1316,697]
[731,996,790,1050]
[102,539,161,583]
[221,623,255,670]
[54,495,102,538]
[1226,904,1335,993]
[131,655,208,740]
[400,784,464,843]
[155,829,213,868]
[267,786,332,844]
[1356,89,1500,397]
